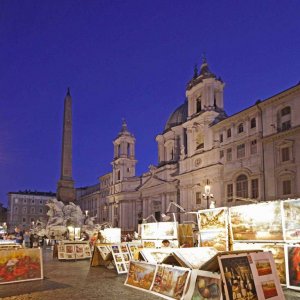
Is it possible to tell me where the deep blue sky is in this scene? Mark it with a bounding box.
[1,1,300,206]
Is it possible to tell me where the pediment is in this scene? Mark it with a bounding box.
[137,175,175,191]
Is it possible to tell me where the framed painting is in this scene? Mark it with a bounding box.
[124,261,157,291]
[233,243,286,285]
[218,253,259,300]
[142,240,158,248]
[157,222,178,240]
[184,270,222,300]
[150,264,191,300]
[199,230,228,251]
[282,199,300,242]
[198,207,228,231]
[141,223,158,240]
[229,201,284,242]
[285,244,300,291]
[140,248,172,264]
[0,248,43,285]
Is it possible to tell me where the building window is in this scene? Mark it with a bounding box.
[227,184,233,202]
[220,150,224,159]
[31,207,35,213]
[196,192,202,205]
[31,199,35,204]
[283,180,291,195]
[14,207,18,212]
[282,120,291,131]
[117,170,121,181]
[281,147,290,162]
[237,144,245,159]
[250,140,257,155]
[40,200,43,204]
[250,118,256,128]
[23,207,27,213]
[23,199,27,204]
[251,179,259,199]
[220,134,223,143]
[236,174,248,198]
[127,143,130,156]
[281,106,291,116]
[22,217,26,222]
[39,208,43,213]
[227,128,231,138]
[278,106,291,131]
[238,123,244,134]
[226,148,232,161]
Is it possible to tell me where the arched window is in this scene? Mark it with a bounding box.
[127,143,130,157]
[236,174,248,198]
[196,96,202,113]
[250,118,256,128]
[118,144,121,157]
[238,123,244,134]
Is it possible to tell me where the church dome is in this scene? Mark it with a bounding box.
[164,101,188,131]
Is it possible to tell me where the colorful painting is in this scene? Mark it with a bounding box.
[199,207,228,230]
[125,261,157,291]
[141,223,158,240]
[0,248,43,284]
[184,270,222,300]
[232,243,286,284]
[285,245,300,290]
[151,264,191,300]
[199,230,227,251]
[261,280,278,299]
[282,199,300,241]
[158,222,178,240]
[218,254,258,300]
[143,240,157,248]
[230,201,284,241]
[255,259,272,276]
[111,244,130,274]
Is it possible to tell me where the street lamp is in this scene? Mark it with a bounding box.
[202,180,214,209]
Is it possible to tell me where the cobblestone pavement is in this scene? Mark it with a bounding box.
[0,249,299,300]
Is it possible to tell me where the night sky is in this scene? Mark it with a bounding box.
[1,1,300,206]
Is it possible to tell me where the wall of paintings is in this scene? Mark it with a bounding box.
[57,242,91,260]
[0,248,43,285]
[198,199,300,291]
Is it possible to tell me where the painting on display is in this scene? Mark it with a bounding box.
[184,270,222,300]
[158,222,178,240]
[124,261,157,291]
[229,201,284,242]
[102,228,121,243]
[285,244,300,291]
[140,248,173,264]
[141,223,158,240]
[198,207,228,251]
[151,264,191,300]
[127,242,143,260]
[0,248,43,285]
[218,253,258,300]
[142,240,158,248]
[232,243,286,285]
[249,252,284,299]
[282,199,300,242]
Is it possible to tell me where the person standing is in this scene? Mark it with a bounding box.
[23,230,31,248]
[14,227,23,245]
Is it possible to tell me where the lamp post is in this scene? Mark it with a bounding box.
[202,180,214,209]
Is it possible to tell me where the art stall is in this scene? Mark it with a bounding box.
[0,248,43,285]
[55,240,91,260]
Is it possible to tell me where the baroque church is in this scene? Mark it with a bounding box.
[77,59,300,232]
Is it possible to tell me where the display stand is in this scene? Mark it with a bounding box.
[90,243,113,267]
[56,240,91,261]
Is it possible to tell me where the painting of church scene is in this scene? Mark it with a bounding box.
[151,264,190,299]
[233,243,286,284]
[218,254,258,300]
[230,201,283,241]
[199,208,228,230]
[282,199,300,242]
[125,261,157,291]
[286,245,300,290]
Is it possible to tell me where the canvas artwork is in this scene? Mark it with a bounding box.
[199,230,227,251]
[172,247,218,269]
[199,207,228,230]
[285,244,300,291]
[249,252,284,299]
[140,248,172,264]
[143,240,158,248]
[84,250,91,258]
[141,223,158,240]
[127,242,143,259]
[75,245,84,253]
[58,252,65,259]
[58,245,65,252]
[111,245,120,253]
[65,245,75,254]
[232,243,286,285]
[184,270,222,300]
[282,199,300,242]
[230,201,284,242]
[124,261,157,291]
[158,222,178,240]
[151,264,191,300]
[0,248,43,285]
[218,253,258,300]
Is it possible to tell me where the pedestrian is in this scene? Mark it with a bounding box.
[14,227,23,245]
[23,230,31,248]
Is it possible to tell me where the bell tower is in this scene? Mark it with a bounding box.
[186,57,225,118]
[112,120,137,184]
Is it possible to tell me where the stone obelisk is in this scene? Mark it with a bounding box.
[57,88,76,203]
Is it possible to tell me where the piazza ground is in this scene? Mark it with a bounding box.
[0,248,299,300]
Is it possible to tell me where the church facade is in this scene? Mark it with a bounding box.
[77,60,300,232]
